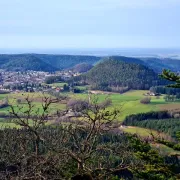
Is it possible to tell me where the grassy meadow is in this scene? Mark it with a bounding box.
[69,90,180,121]
[0,90,180,131]
[1,90,180,120]
[44,82,68,87]
[0,92,66,128]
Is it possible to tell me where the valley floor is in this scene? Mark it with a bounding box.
[0,90,180,155]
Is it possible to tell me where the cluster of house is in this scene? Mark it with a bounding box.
[0,70,49,87]
[50,86,64,93]
[54,70,81,80]
[0,70,81,93]
[144,91,161,96]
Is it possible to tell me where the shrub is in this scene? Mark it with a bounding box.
[67,99,89,112]
[173,144,180,151]
[16,98,22,104]
[156,95,160,99]
[140,97,151,104]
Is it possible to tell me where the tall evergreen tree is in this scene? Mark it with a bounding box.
[160,69,180,88]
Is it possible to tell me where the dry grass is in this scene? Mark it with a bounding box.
[159,103,180,111]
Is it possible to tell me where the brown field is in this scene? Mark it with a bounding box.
[159,103,180,111]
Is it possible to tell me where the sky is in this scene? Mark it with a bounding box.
[0,0,180,49]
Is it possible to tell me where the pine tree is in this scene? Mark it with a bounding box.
[160,69,180,88]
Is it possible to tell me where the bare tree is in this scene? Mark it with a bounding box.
[10,94,64,155]
[6,94,67,179]
[6,94,135,179]
[52,95,135,179]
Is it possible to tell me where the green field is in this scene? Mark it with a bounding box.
[47,83,88,91]
[1,90,180,120]
[45,82,68,87]
[0,90,180,130]
[69,90,180,121]
[0,92,66,116]
[0,94,8,100]
[121,126,159,137]
[74,86,88,91]
[0,118,20,129]
[151,143,180,156]
[120,125,180,155]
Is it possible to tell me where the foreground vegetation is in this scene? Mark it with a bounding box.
[0,95,179,179]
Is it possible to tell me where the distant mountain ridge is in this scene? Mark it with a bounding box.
[0,54,179,72]
[0,54,100,71]
[103,56,180,72]
[141,57,180,72]
[0,55,57,72]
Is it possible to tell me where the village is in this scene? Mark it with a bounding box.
[0,69,81,93]
[0,69,161,97]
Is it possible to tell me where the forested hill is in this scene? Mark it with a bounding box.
[0,54,179,72]
[71,63,93,73]
[105,56,146,66]
[0,55,57,72]
[0,54,100,71]
[82,58,168,91]
[107,56,180,73]
[141,57,180,72]
[35,54,100,69]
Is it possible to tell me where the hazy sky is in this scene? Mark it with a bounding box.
[0,0,180,49]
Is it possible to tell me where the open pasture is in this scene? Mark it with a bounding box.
[69,90,179,121]
[44,82,68,87]
[0,92,67,116]
[0,90,180,127]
